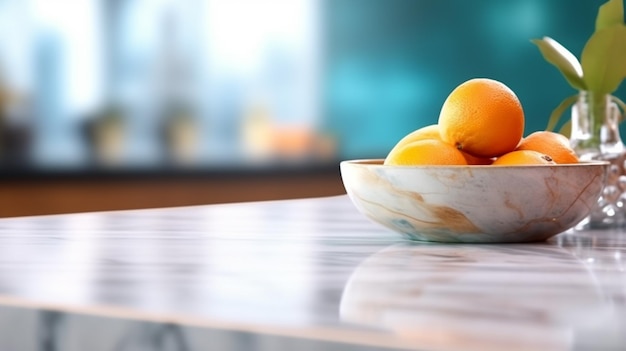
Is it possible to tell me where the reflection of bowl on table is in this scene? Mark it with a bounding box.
[340,243,609,351]
[340,159,609,243]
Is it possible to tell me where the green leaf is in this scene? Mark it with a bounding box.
[558,120,572,139]
[532,37,587,91]
[581,24,626,95]
[546,94,579,131]
[596,0,624,32]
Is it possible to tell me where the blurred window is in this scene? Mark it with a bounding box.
[0,0,321,169]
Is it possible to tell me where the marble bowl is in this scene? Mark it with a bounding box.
[340,159,609,243]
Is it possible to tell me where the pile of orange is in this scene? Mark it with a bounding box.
[384,78,579,166]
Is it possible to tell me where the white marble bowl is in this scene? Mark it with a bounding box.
[340,159,608,243]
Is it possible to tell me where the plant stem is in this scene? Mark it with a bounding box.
[589,91,607,145]
[575,91,607,152]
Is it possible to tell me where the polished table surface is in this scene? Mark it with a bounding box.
[0,195,624,350]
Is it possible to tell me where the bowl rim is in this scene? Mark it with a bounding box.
[340,159,610,169]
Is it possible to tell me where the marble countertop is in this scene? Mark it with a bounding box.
[0,195,624,350]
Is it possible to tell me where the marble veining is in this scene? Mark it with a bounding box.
[341,160,608,243]
[0,195,623,350]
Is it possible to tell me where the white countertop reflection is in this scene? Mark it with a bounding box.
[341,238,624,350]
[0,195,623,350]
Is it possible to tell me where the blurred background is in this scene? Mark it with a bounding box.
[0,0,621,171]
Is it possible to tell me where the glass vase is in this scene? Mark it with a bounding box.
[570,91,626,229]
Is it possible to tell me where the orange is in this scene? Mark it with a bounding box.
[438,78,525,158]
[462,152,494,165]
[492,150,556,166]
[515,131,578,164]
[384,139,468,166]
[388,124,440,156]
[389,124,492,165]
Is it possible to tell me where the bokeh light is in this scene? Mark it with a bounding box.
[0,0,620,170]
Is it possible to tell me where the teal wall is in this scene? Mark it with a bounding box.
[323,0,626,159]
